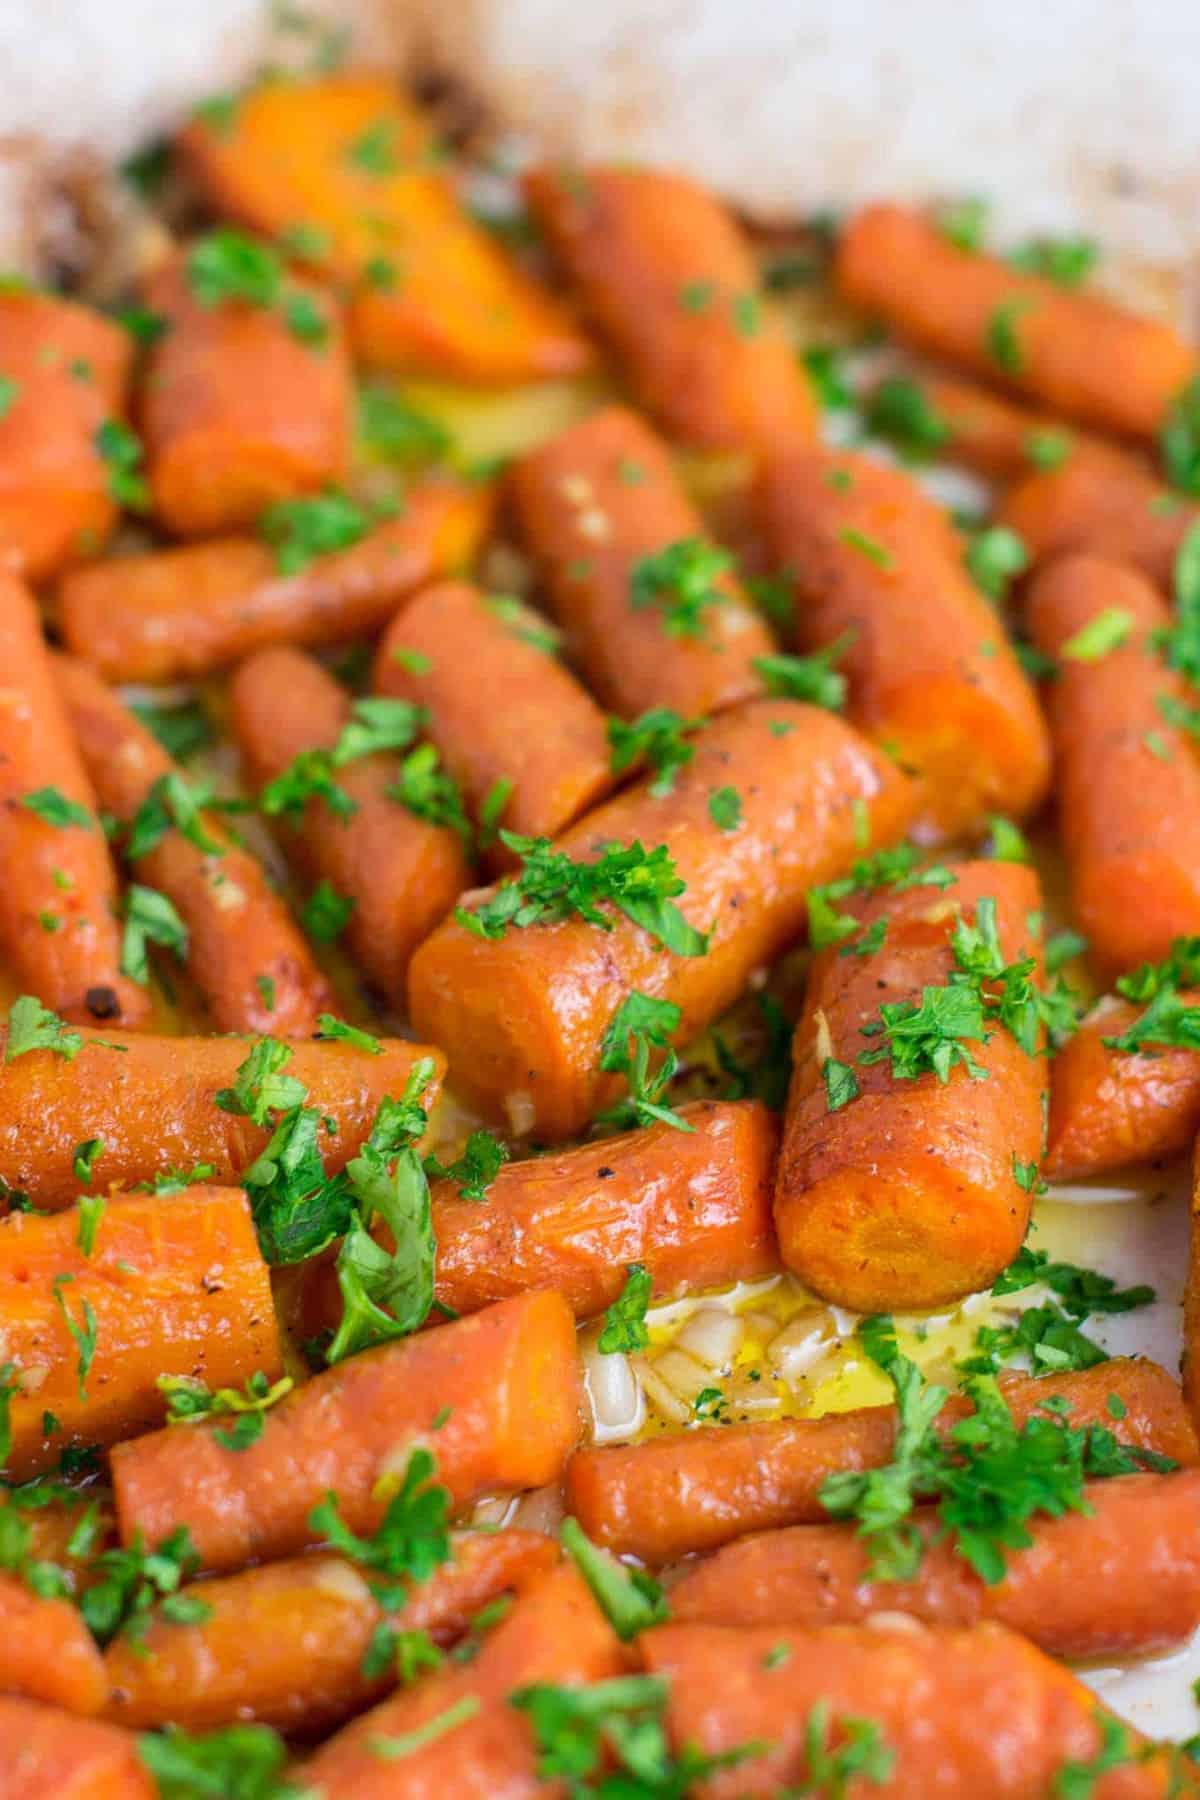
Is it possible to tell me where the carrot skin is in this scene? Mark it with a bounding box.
[110,1290,582,1573]
[408,698,916,1141]
[229,645,471,1008]
[1000,456,1199,589]
[1044,994,1200,1180]
[0,1696,153,1798]
[1184,1142,1200,1432]
[0,1575,108,1716]
[59,478,493,682]
[880,369,1139,482]
[508,405,774,720]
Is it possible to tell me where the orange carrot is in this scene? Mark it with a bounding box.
[0,1696,153,1798]
[526,165,819,452]
[409,698,915,1140]
[756,445,1051,841]
[1000,454,1200,590]
[1044,994,1200,1180]
[178,75,593,384]
[103,1529,556,1733]
[110,1291,582,1573]
[508,406,775,719]
[564,1357,1194,1563]
[1184,1142,1200,1431]
[0,571,147,1027]
[0,1188,281,1480]
[0,290,132,581]
[836,203,1197,438]
[229,645,471,1008]
[53,654,330,1036]
[59,477,493,682]
[1027,553,1200,972]
[0,1026,442,1209]
[0,1575,108,1716]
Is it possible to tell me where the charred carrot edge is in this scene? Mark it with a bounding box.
[836,202,1197,438]
[1000,454,1200,591]
[0,570,147,1027]
[408,698,916,1142]
[0,1695,153,1796]
[1027,553,1200,972]
[526,164,819,452]
[564,1357,1196,1563]
[0,1574,108,1716]
[53,653,331,1036]
[1044,994,1200,1181]
[0,1026,443,1209]
[59,477,494,682]
[110,1290,582,1573]
[229,644,471,1010]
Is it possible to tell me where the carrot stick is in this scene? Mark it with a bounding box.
[870,368,1134,481]
[0,1025,442,1209]
[508,406,775,719]
[1044,995,1200,1180]
[110,1290,582,1574]
[103,1529,557,1733]
[228,645,471,1008]
[775,861,1047,1311]
[836,203,1197,439]
[302,1564,624,1799]
[0,1575,108,1716]
[526,165,819,452]
[0,1187,281,1480]
[0,290,132,581]
[373,578,613,863]
[52,654,330,1036]
[1027,553,1200,972]
[1000,454,1200,590]
[59,477,493,683]
[0,1696,153,1798]
[756,445,1051,841]
[564,1357,1195,1563]
[0,572,147,1028]
[408,698,915,1140]
[178,75,593,384]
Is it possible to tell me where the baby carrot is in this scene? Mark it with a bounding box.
[508,405,774,719]
[1184,1142,1200,1431]
[869,368,1130,481]
[756,445,1051,841]
[59,477,493,682]
[1000,454,1200,591]
[0,1696,153,1797]
[0,1575,108,1715]
[1044,995,1200,1180]
[0,572,147,1027]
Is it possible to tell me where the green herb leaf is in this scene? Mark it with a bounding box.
[5,997,83,1063]
[314,1015,382,1055]
[966,526,1028,602]
[1161,376,1200,497]
[597,1263,653,1354]
[19,787,93,829]
[423,1130,508,1203]
[73,1138,105,1186]
[259,489,371,576]
[309,1446,450,1603]
[838,527,892,569]
[358,386,450,463]
[708,786,742,832]
[1060,607,1134,662]
[137,1721,301,1800]
[936,196,990,251]
[560,1517,667,1638]
[597,994,691,1133]
[76,1194,106,1258]
[121,884,189,985]
[986,296,1036,374]
[985,815,1032,864]
[94,418,148,510]
[303,881,355,943]
[1008,235,1098,287]
[753,635,851,710]
[865,377,951,461]
[629,538,732,641]
[822,1057,859,1112]
[607,709,701,797]
[52,1276,97,1400]
[129,698,214,763]
[387,743,472,840]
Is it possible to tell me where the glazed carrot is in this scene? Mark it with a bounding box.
[1027,553,1200,972]
[0,1188,281,1480]
[0,1575,108,1715]
[0,291,132,582]
[1044,994,1200,1180]
[0,1696,152,1798]
[1184,1142,1200,1430]
[0,1027,442,1209]
[756,445,1051,840]
[178,75,592,384]
[836,202,1197,438]
[229,645,471,1008]
[0,572,147,1027]
[110,1291,582,1573]
[871,368,1133,481]
[0,1490,115,1581]
[373,579,613,862]
[508,406,774,719]
[1000,454,1200,590]
[59,477,493,682]
[526,165,819,452]
[53,654,330,1036]
[103,1529,557,1733]
[670,1469,1200,1660]
[565,1357,1193,1563]
[303,1564,624,1799]
[644,1620,1188,1799]
[409,698,916,1140]
[295,1099,780,1338]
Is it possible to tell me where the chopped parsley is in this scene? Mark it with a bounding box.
[137,1723,300,1800]
[314,1015,382,1055]
[259,489,373,576]
[936,196,990,251]
[72,1138,104,1185]
[597,1263,653,1355]
[628,539,732,641]
[157,1370,294,1451]
[1102,935,1200,1052]
[1026,428,1073,470]
[1161,376,1200,496]
[129,697,214,763]
[823,1056,860,1111]
[1060,607,1134,661]
[5,997,83,1063]
[965,526,1028,602]
[423,1130,509,1203]
[985,815,1032,864]
[797,1700,895,1796]
[309,1446,450,1611]
[303,881,355,942]
[19,787,93,829]
[388,744,472,841]
[807,845,954,950]
[1053,1713,1158,1799]
[607,709,701,797]
[596,993,692,1132]
[95,418,148,510]
[81,1525,209,1645]
[121,885,189,985]
[1007,235,1098,287]
[1045,929,1088,973]
[560,1517,667,1637]
[126,771,234,860]
[52,1276,97,1399]
[986,296,1035,375]
[76,1195,106,1259]
[708,786,742,832]
[753,635,851,710]
[186,227,329,346]
[838,527,892,569]
[864,377,951,461]
[358,385,450,463]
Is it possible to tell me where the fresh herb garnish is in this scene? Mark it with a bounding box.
[865,378,951,461]
[629,539,732,641]
[560,1517,667,1637]
[82,1526,207,1645]
[95,418,148,510]
[607,710,701,797]
[303,881,355,943]
[19,787,93,829]
[1008,235,1098,287]
[597,994,692,1132]
[753,635,851,710]
[121,884,189,985]
[1161,376,1200,497]
[259,489,374,576]
[157,1370,294,1451]
[966,526,1028,602]
[423,1131,509,1203]
[1060,607,1134,662]
[309,1446,450,1610]
[137,1722,302,1800]
[5,997,84,1063]
[597,1263,654,1354]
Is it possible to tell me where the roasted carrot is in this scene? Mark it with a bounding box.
[565,1356,1193,1563]
[53,653,330,1036]
[836,203,1197,438]
[526,165,819,452]
[0,290,132,582]
[59,477,493,682]
[0,1575,108,1716]
[0,1490,115,1582]
[644,1619,1187,1799]
[1027,553,1200,972]
[110,1290,581,1574]
[0,572,147,1028]
[178,75,593,384]
[0,1026,442,1209]
[1044,994,1200,1180]
[0,1187,281,1480]
[1000,454,1200,590]
[756,445,1051,840]
[229,645,471,1008]
[409,698,915,1140]
[373,579,613,862]
[1184,1141,1200,1431]
[0,1696,152,1798]
[302,1564,624,1799]
[508,406,774,719]
[103,1529,557,1733]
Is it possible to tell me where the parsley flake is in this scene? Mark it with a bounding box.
[629,539,732,641]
